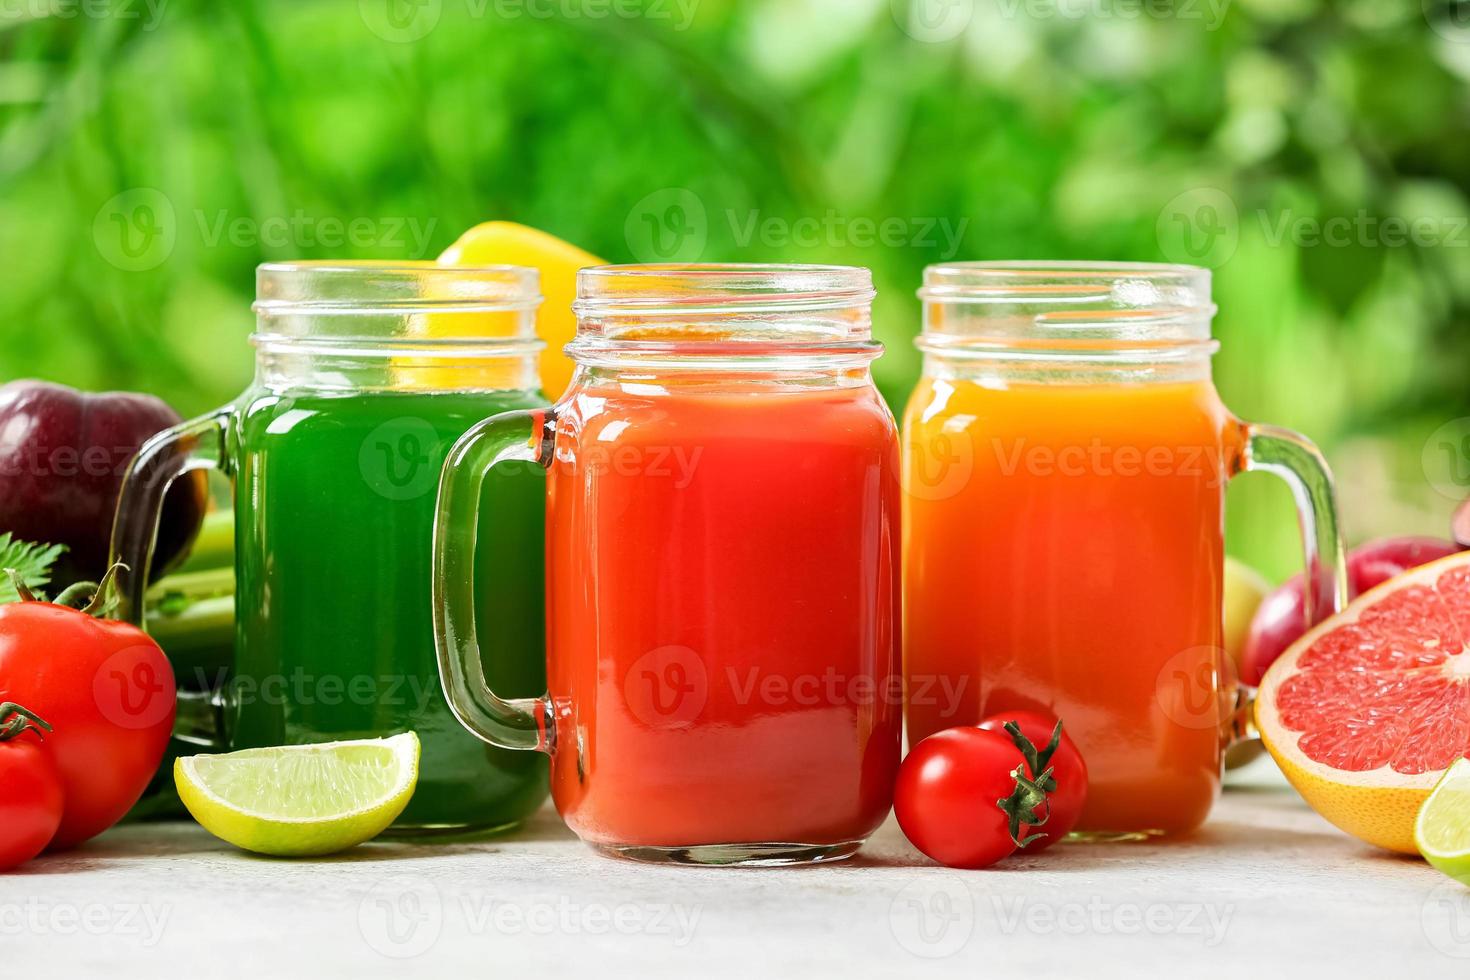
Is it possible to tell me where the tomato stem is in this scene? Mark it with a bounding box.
[1002,719,1063,794]
[996,763,1054,849]
[9,562,128,617]
[0,702,52,742]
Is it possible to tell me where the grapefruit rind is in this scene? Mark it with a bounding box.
[1256,550,1470,855]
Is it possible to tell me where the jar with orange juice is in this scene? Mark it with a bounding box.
[902,262,1346,838]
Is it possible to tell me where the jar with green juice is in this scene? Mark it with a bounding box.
[112,262,550,835]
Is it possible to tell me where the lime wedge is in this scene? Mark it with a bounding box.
[175,733,420,857]
[1416,757,1470,884]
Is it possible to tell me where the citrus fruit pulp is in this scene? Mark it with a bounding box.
[1417,757,1470,883]
[1256,551,1470,853]
[174,732,420,857]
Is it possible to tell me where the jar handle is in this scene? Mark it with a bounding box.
[109,407,235,751]
[433,408,556,754]
[1224,422,1348,744]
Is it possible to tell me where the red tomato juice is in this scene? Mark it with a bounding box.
[545,377,902,849]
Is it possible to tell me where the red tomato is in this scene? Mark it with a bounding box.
[894,727,1051,869]
[978,711,1088,850]
[0,594,174,849]
[0,705,65,871]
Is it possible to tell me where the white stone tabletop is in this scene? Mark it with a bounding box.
[6,759,1461,978]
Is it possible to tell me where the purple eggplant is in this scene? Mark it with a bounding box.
[0,380,207,583]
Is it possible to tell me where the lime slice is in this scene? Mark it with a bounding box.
[175,732,420,857]
[1416,757,1470,883]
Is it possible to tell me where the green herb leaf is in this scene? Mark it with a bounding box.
[0,534,66,603]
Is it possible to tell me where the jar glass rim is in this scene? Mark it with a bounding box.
[919,260,1211,307]
[574,263,875,316]
[916,260,1218,364]
[255,261,542,315]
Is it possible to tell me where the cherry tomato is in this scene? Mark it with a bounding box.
[978,711,1088,850]
[0,704,65,871]
[0,578,175,849]
[894,727,1050,869]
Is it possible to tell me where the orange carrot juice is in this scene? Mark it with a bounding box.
[904,376,1240,835]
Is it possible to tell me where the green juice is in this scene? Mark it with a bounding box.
[230,387,548,832]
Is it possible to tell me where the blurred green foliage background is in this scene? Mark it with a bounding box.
[1,0,1467,578]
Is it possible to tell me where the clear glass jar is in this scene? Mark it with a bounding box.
[113,262,552,835]
[902,261,1345,837]
[434,263,903,864]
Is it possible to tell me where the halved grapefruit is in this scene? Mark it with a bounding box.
[1256,549,1470,854]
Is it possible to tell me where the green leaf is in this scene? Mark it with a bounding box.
[0,534,66,603]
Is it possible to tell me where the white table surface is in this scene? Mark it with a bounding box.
[8,757,1464,977]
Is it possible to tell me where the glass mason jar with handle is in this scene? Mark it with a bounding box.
[903,261,1346,838]
[434,263,903,865]
[110,262,551,835]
